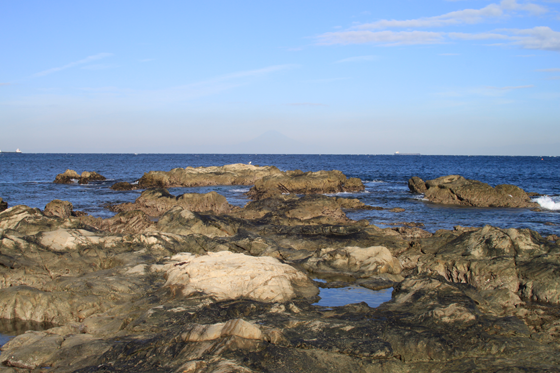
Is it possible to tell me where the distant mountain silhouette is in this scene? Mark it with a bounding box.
[230,130,303,154]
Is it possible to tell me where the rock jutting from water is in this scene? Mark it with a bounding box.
[53,169,106,185]
[137,163,283,188]
[408,174,539,208]
[1,168,560,372]
[0,198,7,212]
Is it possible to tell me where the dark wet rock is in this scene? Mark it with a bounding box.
[53,169,106,185]
[408,176,427,194]
[233,194,372,227]
[247,170,365,200]
[110,181,139,191]
[80,210,156,234]
[408,174,539,208]
[138,163,283,188]
[0,198,7,212]
[111,188,235,217]
[386,221,424,227]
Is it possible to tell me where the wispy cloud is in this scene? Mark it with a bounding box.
[335,55,378,63]
[0,83,10,86]
[317,1,554,51]
[32,53,113,77]
[352,0,545,31]
[317,30,444,46]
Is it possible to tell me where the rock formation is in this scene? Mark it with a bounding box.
[110,188,235,216]
[53,169,106,184]
[408,174,539,208]
[0,198,7,212]
[137,163,283,188]
[1,168,559,371]
[247,170,365,200]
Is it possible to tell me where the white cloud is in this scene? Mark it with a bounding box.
[32,53,113,77]
[448,32,510,40]
[510,26,560,51]
[355,4,504,30]
[317,30,444,46]
[335,55,378,63]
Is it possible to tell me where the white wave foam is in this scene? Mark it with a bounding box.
[534,196,560,211]
[364,180,384,184]
[232,188,250,193]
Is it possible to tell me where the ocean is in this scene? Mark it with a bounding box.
[1,153,558,236]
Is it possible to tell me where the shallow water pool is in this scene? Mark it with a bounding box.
[314,286,393,308]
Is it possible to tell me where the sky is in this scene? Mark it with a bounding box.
[1,0,559,155]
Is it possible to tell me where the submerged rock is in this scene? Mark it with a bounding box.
[110,181,140,191]
[408,175,538,208]
[53,169,106,185]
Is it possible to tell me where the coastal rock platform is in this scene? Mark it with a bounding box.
[1,166,559,372]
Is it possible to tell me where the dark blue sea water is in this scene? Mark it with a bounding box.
[1,153,559,235]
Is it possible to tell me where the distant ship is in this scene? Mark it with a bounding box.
[394,151,420,156]
[0,149,22,153]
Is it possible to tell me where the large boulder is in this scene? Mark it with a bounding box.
[53,169,106,185]
[44,200,74,219]
[247,170,365,200]
[138,163,283,188]
[407,175,538,208]
[160,251,319,302]
[111,188,234,217]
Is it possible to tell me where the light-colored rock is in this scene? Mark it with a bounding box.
[162,251,318,302]
[181,319,263,342]
[304,246,402,278]
[37,228,102,251]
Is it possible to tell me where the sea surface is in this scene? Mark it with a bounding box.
[0,153,559,341]
[1,153,559,235]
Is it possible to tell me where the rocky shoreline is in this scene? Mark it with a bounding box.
[0,165,559,372]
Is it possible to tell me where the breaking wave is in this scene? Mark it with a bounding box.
[534,196,560,211]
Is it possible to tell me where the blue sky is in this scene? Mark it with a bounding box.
[1,0,559,155]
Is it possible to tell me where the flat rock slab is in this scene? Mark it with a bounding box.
[161,251,319,302]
